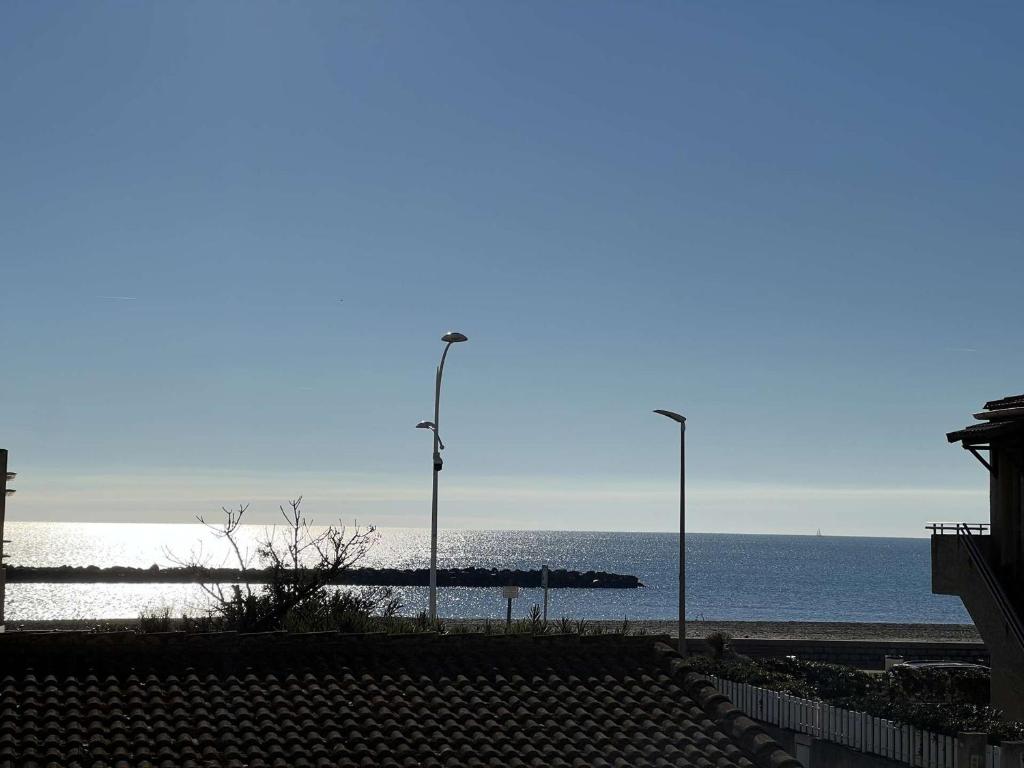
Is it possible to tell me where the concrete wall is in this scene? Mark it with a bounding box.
[689,636,988,669]
[991,445,1024,598]
[809,739,907,768]
[758,722,911,768]
[933,534,993,594]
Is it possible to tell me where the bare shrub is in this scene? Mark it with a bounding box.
[170,497,390,632]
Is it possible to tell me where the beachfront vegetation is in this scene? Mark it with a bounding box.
[143,498,649,636]
[162,497,415,633]
[689,647,1023,742]
[705,630,731,659]
[138,603,645,637]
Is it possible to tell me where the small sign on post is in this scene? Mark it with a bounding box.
[541,565,550,622]
[502,585,521,629]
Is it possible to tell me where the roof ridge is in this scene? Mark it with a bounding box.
[3,628,661,643]
[0,628,671,677]
[985,393,1024,411]
[652,642,801,768]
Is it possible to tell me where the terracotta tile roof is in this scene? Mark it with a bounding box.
[984,393,1024,411]
[0,633,798,768]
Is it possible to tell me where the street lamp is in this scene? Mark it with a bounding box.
[415,421,445,451]
[654,409,687,655]
[417,331,468,621]
[1,449,14,631]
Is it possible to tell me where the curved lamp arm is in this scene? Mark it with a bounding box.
[654,409,686,427]
[415,421,445,451]
[434,331,469,451]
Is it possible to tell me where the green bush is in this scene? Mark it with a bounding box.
[888,666,989,705]
[281,587,401,633]
[180,612,225,633]
[689,654,1023,741]
[138,607,173,633]
[705,631,732,660]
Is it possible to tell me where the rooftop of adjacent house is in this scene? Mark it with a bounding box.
[984,393,1024,411]
[947,393,1024,446]
[0,631,798,768]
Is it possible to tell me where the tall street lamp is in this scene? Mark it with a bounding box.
[654,409,687,655]
[1,449,14,631]
[417,331,468,621]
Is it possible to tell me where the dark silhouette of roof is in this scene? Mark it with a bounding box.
[984,393,1024,411]
[948,394,1024,445]
[947,419,1024,444]
[0,632,798,768]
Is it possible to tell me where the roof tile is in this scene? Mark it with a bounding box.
[0,633,796,767]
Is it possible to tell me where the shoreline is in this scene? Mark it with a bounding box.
[4,618,981,643]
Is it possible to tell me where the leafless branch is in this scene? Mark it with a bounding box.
[171,497,381,631]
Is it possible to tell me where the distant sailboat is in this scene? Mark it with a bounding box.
[816,528,822,537]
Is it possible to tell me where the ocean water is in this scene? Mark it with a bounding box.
[1,522,971,624]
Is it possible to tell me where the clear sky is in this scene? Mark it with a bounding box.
[2,2,1021,536]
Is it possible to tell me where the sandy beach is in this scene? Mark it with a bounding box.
[6,618,981,643]
[617,620,980,643]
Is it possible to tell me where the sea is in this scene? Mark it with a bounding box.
[2,522,971,624]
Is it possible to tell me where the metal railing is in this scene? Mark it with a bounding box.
[956,524,1024,654]
[927,521,1024,652]
[926,522,989,535]
[708,675,1002,768]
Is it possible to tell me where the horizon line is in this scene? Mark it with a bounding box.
[3,518,940,540]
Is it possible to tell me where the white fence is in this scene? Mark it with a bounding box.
[708,675,1001,768]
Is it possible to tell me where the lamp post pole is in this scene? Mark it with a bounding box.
[429,353,445,622]
[1,449,13,632]
[420,331,468,622]
[654,410,686,655]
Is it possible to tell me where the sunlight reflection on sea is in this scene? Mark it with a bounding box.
[3,522,971,624]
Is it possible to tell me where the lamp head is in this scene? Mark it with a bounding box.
[442,331,468,343]
[654,409,686,424]
[416,420,445,450]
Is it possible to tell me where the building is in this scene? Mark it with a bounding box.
[0,631,799,767]
[933,393,1024,719]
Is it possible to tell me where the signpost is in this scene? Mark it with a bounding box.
[502,584,521,629]
[541,565,550,622]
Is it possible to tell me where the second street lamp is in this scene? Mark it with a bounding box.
[417,331,468,621]
[654,408,687,655]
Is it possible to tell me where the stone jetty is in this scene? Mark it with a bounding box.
[6,565,642,588]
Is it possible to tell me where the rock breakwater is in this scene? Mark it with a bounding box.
[6,565,642,589]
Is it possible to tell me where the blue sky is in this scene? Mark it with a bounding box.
[2,2,1021,535]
